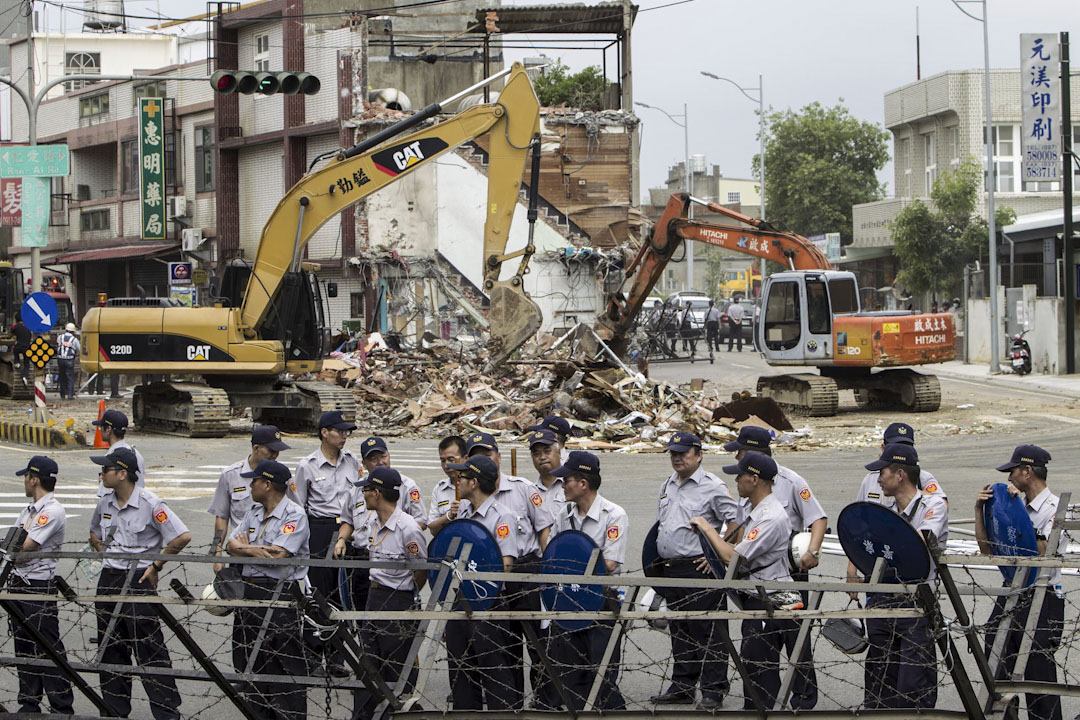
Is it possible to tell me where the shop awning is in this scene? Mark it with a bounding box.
[51,242,177,264]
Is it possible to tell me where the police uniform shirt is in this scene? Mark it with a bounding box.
[896,493,948,582]
[89,488,189,571]
[207,459,257,530]
[367,508,427,591]
[95,440,147,496]
[460,494,520,559]
[397,472,429,525]
[704,306,722,324]
[429,477,457,524]
[535,477,566,518]
[733,493,793,583]
[14,492,65,581]
[554,494,629,569]
[292,448,360,519]
[494,473,555,558]
[657,466,742,559]
[858,469,945,509]
[740,465,826,532]
[1026,487,1068,587]
[229,496,309,581]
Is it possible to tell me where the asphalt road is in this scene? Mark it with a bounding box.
[0,351,1076,716]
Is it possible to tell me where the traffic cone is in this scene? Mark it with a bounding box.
[92,400,108,449]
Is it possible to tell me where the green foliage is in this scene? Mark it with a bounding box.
[704,248,725,298]
[752,101,889,243]
[893,158,1015,296]
[531,60,607,111]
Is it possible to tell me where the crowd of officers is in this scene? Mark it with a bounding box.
[0,411,1070,720]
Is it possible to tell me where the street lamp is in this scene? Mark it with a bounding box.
[951,0,1001,373]
[635,101,695,291]
[700,71,766,290]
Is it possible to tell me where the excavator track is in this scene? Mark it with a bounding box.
[891,369,941,413]
[133,382,231,437]
[756,373,839,417]
[254,380,357,433]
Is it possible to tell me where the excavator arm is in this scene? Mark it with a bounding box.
[596,193,830,355]
[240,62,543,360]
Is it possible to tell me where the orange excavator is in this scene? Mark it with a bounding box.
[596,193,956,416]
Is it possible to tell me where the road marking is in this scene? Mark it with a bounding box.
[731,363,753,370]
[940,375,1075,401]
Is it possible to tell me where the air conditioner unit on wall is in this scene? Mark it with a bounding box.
[181,228,204,252]
[167,196,189,219]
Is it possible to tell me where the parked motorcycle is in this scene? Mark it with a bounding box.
[1009,330,1032,375]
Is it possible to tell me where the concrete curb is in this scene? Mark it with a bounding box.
[933,366,1080,400]
[0,420,87,449]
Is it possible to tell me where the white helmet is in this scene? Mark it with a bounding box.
[201,582,232,616]
[638,587,669,631]
[65,322,76,332]
[790,530,813,568]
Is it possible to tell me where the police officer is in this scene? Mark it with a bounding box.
[8,455,73,714]
[704,299,722,354]
[443,455,521,710]
[89,447,190,720]
[56,322,80,399]
[348,466,427,720]
[851,444,946,710]
[549,450,628,711]
[293,409,358,676]
[529,429,566,516]
[693,451,798,710]
[359,436,428,528]
[428,435,466,536]
[226,459,310,720]
[857,423,947,508]
[652,432,741,709]
[208,425,290,571]
[527,415,572,461]
[93,409,147,495]
[725,425,825,709]
[975,445,1064,720]
[726,297,746,352]
[466,431,555,706]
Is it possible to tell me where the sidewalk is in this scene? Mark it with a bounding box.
[933,360,1080,399]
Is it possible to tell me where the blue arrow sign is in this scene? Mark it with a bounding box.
[21,292,58,334]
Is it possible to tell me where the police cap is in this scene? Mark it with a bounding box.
[447,455,499,483]
[722,451,777,481]
[16,455,58,481]
[723,425,771,452]
[996,444,1051,472]
[251,424,290,452]
[240,459,292,486]
[551,450,600,479]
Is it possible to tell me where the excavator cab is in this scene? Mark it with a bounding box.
[758,270,860,365]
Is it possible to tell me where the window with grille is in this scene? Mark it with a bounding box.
[65,52,100,92]
[80,208,109,231]
[195,125,215,192]
[727,191,741,204]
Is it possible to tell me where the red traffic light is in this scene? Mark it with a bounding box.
[210,70,320,96]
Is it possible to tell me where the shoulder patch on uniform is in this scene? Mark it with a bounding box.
[923,482,938,494]
[606,525,620,541]
[746,526,760,541]
[154,509,168,524]
[409,487,421,502]
[924,508,935,520]
[496,523,510,539]
[36,513,48,526]
[530,492,543,507]
[798,487,812,501]
[406,541,421,555]
[289,482,297,493]
[282,521,297,534]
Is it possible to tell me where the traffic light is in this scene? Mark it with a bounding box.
[210,70,321,96]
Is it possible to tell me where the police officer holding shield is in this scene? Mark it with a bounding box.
[8,455,74,715]
[226,459,310,720]
[857,423,947,508]
[530,429,567,517]
[975,445,1065,720]
[652,432,741,709]
[359,436,428,528]
[853,444,947,710]
[549,450,628,710]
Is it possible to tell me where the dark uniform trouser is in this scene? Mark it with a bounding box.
[705,321,720,352]
[58,357,75,398]
[740,595,798,710]
[307,515,341,659]
[446,596,521,710]
[864,593,937,709]
[727,319,743,350]
[95,571,181,720]
[234,578,308,720]
[984,589,1064,720]
[8,577,74,714]
[506,553,552,707]
[549,614,626,710]
[352,583,417,720]
[660,558,729,697]
[784,569,818,709]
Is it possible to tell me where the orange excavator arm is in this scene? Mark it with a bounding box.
[596,193,829,354]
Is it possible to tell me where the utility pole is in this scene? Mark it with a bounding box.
[1063,31,1074,373]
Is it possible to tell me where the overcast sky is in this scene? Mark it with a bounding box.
[52,0,1080,202]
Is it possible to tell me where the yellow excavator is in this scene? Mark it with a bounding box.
[79,63,543,436]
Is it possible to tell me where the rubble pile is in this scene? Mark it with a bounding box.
[318,334,801,450]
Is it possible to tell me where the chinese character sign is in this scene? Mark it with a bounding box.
[139,97,166,240]
[1,178,22,226]
[1020,33,1061,182]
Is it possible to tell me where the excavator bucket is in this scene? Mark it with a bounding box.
[487,281,543,365]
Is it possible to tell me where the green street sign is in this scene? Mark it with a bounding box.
[139,97,166,241]
[0,144,69,178]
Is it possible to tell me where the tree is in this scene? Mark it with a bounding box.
[753,102,889,243]
[892,158,1016,296]
[531,60,607,111]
